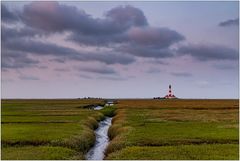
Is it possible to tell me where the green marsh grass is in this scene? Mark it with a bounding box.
[1,99,105,160]
[2,145,84,160]
[106,144,239,160]
[100,105,117,117]
[105,99,239,160]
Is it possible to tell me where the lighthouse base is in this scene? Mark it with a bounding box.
[164,95,177,99]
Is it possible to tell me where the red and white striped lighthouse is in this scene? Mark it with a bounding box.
[164,84,177,99]
[169,85,172,96]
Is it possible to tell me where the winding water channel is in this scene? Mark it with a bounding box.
[86,103,114,160]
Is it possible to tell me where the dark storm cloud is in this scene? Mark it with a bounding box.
[68,25,185,62]
[2,38,135,65]
[171,72,192,77]
[106,5,148,27]
[68,32,128,46]
[20,2,147,34]
[69,26,185,51]
[219,18,239,27]
[127,27,184,48]
[18,1,182,49]
[66,15,185,59]
[177,44,239,61]
[76,66,117,75]
[2,2,185,62]
[1,4,19,23]
[2,50,39,69]
[3,39,78,57]
[1,25,42,42]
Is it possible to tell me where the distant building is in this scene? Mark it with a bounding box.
[164,85,177,99]
[153,85,178,99]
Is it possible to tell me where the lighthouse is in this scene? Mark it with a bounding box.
[164,84,177,99]
[169,85,172,96]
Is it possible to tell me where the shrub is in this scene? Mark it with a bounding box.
[100,106,117,117]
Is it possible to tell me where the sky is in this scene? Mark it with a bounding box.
[1,1,239,99]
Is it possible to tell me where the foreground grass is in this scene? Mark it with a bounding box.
[2,99,238,160]
[106,99,239,160]
[1,99,105,160]
[2,123,83,145]
[106,144,239,160]
[2,146,84,160]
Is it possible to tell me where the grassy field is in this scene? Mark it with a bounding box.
[1,99,106,160]
[107,144,239,160]
[1,99,239,160]
[2,146,83,160]
[105,99,239,160]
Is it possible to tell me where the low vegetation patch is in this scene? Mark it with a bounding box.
[100,105,117,117]
[105,99,239,160]
[1,99,104,160]
[106,144,239,160]
[2,99,238,160]
[2,145,84,160]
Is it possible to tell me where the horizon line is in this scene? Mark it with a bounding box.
[1,97,239,100]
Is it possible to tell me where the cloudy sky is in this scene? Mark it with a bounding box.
[1,1,239,98]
